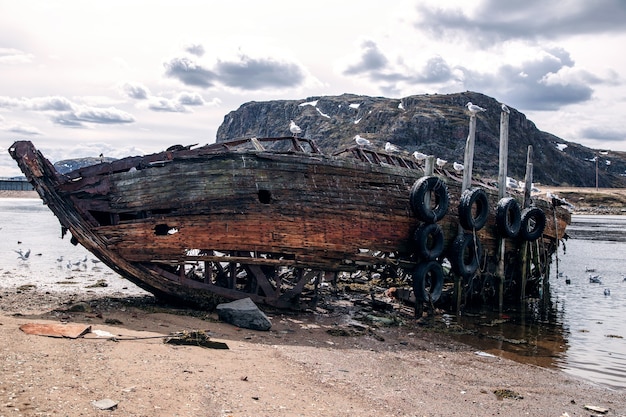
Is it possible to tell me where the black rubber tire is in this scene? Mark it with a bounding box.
[413,223,445,261]
[410,176,449,223]
[458,187,490,231]
[412,261,444,302]
[495,197,521,238]
[449,233,482,278]
[519,206,546,241]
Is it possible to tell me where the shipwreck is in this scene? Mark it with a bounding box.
[9,132,570,312]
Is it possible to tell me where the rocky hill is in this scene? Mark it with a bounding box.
[54,156,117,174]
[216,91,626,187]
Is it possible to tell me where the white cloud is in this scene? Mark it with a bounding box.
[1,0,626,177]
[0,48,34,64]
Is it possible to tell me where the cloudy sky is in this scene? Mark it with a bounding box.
[1,0,625,177]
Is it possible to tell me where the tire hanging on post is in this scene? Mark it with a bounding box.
[412,261,444,302]
[410,176,449,223]
[450,232,482,278]
[519,206,546,241]
[458,187,489,231]
[413,223,445,261]
[495,197,522,238]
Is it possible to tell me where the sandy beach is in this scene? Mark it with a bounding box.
[1,287,626,417]
[1,189,625,416]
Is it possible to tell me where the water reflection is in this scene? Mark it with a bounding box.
[448,215,626,390]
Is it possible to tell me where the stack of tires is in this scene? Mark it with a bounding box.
[451,187,489,278]
[408,176,548,305]
[409,176,449,303]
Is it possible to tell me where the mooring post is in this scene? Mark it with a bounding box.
[454,114,478,314]
[425,155,435,176]
[496,106,510,312]
[461,115,477,193]
[523,146,534,209]
[520,145,534,301]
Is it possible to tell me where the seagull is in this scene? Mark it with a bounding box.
[466,102,486,114]
[436,158,447,168]
[15,248,31,261]
[384,142,400,153]
[604,288,611,296]
[589,274,602,284]
[501,103,510,114]
[506,177,519,189]
[453,162,464,172]
[412,151,427,161]
[354,135,371,147]
[289,120,302,137]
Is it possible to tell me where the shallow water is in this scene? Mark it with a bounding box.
[452,215,626,390]
[1,199,625,389]
[0,198,148,296]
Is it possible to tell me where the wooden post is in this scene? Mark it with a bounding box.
[520,145,534,300]
[496,107,509,312]
[455,114,478,314]
[425,155,435,176]
[523,146,533,209]
[461,115,477,193]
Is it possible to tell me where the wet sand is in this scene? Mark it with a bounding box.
[1,287,625,417]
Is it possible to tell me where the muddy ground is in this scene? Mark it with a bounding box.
[1,286,625,417]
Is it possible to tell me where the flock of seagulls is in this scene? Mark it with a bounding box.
[13,245,102,272]
[287,100,507,171]
[562,267,626,297]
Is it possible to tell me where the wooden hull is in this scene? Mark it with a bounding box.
[9,138,570,309]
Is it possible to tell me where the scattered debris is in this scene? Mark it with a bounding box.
[86,279,108,288]
[66,302,91,312]
[474,351,497,358]
[19,322,91,339]
[91,398,118,410]
[92,329,116,338]
[16,284,36,292]
[216,297,272,331]
[493,388,523,400]
[583,404,609,414]
[164,330,229,349]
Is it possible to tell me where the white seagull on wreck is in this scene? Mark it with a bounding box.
[289,120,302,137]
[384,142,400,153]
[436,158,447,168]
[412,151,427,161]
[466,102,486,114]
[501,103,510,114]
[453,162,464,172]
[354,135,371,147]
